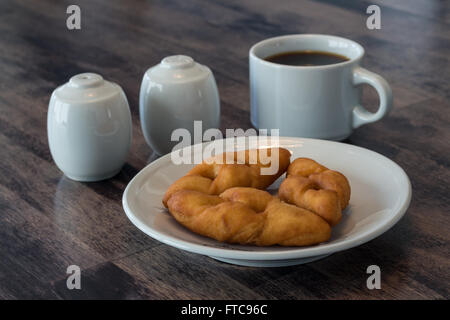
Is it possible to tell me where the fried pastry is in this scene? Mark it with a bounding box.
[162,150,350,247]
[167,188,331,246]
[163,148,291,207]
[278,158,351,226]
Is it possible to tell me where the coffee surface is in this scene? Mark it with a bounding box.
[265,50,349,66]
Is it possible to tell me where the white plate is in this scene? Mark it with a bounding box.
[122,137,411,267]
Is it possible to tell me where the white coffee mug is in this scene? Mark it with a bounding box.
[250,34,393,140]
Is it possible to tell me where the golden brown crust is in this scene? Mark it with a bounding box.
[167,188,331,246]
[162,151,350,247]
[279,158,351,226]
[163,148,291,207]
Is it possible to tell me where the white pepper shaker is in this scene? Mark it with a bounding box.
[139,55,220,155]
[48,73,132,181]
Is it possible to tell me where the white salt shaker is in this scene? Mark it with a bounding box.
[139,55,220,155]
[48,73,132,181]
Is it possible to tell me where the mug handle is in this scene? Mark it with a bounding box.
[352,67,393,128]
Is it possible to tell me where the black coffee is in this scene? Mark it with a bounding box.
[264,50,349,66]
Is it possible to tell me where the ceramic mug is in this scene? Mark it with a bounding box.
[48,73,132,181]
[250,34,393,140]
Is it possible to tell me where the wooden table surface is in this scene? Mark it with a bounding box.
[0,0,449,300]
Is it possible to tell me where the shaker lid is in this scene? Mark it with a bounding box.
[53,73,122,103]
[161,55,195,69]
[144,55,211,83]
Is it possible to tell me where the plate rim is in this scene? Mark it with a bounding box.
[122,137,412,261]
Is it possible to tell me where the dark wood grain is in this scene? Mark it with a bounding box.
[0,0,449,299]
